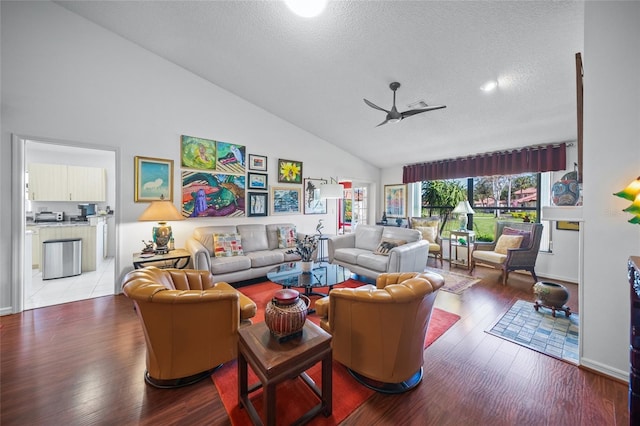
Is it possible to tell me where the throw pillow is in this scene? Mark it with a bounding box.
[494,234,524,255]
[411,218,439,229]
[277,226,297,249]
[213,233,244,257]
[373,237,407,256]
[415,226,437,243]
[502,227,532,248]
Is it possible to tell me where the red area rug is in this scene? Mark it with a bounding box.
[212,279,460,425]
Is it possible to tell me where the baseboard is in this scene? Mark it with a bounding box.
[533,272,578,285]
[0,307,15,316]
[579,357,628,383]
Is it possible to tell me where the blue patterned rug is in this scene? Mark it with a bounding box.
[487,299,579,364]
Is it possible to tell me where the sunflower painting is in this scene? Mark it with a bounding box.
[278,159,303,184]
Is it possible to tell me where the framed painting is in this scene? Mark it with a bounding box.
[248,154,267,171]
[304,178,327,214]
[384,184,407,218]
[248,172,268,190]
[181,171,245,218]
[271,186,301,215]
[180,135,216,170]
[134,156,173,202]
[248,192,269,217]
[216,141,246,174]
[277,159,303,184]
[556,220,580,231]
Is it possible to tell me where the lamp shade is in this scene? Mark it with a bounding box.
[138,200,185,223]
[614,177,640,201]
[319,183,344,199]
[452,200,475,215]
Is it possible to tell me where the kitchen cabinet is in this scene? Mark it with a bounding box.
[28,163,106,202]
[26,225,40,268]
[38,224,102,272]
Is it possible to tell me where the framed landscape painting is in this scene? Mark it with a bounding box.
[277,159,303,184]
[248,172,268,190]
[384,184,407,218]
[271,186,301,215]
[134,156,173,202]
[304,178,327,214]
[248,192,268,217]
[248,154,267,171]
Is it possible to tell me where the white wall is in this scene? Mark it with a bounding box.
[581,1,640,380]
[0,1,379,313]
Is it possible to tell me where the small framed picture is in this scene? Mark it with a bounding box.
[277,159,303,184]
[248,172,268,190]
[248,192,268,217]
[556,220,580,231]
[271,186,302,215]
[248,154,267,171]
[304,178,327,214]
[134,156,173,202]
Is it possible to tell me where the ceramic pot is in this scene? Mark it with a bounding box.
[551,171,580,206]
[265,289,310,338]
[533,281,569,308]
[300,261,313,273]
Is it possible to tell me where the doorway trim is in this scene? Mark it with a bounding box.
[11,134,120,314]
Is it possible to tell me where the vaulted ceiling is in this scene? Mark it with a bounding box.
[56,1,584,169]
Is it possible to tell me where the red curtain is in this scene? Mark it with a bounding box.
[402,143,566,183]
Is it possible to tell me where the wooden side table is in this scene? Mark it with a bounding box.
[238,321,332,426]
[132,248,191,269]
[449,230,475,270]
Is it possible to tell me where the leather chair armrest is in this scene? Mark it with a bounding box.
[212,281,257,321]
[315,295,330,318]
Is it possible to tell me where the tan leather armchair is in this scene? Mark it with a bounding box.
[315,271,444,393]
[122,266,257,388]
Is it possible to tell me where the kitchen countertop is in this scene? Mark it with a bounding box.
[27,222,92,227]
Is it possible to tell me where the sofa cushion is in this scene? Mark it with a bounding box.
[210,255,252,275]
[334,247,370,264]
[354,225,384,251]
[415,226,437,243]
[213,233,244,257]
[473,250,507,265]
[495,234,524,254]
[193,225,238,256]
[237,224,269,253]
[277,226,297,248]
[503,227,532,248]
[357,253,389,272]
[246,250,285,268]
[410,217,439,229]
[373,237,406,255]
[382,226,422,243]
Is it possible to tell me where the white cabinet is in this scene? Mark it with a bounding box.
[26,225,40,268]
[39,225,98,272]
[28,163,106,201]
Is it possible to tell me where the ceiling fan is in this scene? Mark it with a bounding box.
[363,82,446,127]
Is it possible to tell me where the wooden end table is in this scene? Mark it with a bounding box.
[449,230,475,270]
[238,321,332,426]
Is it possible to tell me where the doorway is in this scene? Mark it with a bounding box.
[12,135,119,313]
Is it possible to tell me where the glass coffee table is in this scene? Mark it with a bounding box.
[267,262,352,299]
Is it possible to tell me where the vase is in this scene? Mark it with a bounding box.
[533,281,569,308]
[551,171,580,206]
[300,261,313,273]
[265,289,310,339]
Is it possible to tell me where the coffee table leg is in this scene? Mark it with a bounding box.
[238,352,248,408]
[322,352,332,416]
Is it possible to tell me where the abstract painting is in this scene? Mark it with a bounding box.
[181,171,245,218]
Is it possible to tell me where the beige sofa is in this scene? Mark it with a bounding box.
[328,224,429,280]
[185,223,306,284]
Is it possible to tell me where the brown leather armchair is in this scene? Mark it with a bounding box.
[122,267,257,388]
[315,271,444,393]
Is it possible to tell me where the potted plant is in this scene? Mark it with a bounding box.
[286,234,318,272]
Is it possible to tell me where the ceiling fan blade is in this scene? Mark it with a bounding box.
[364,98,390,113]
[401,105,447,118]
[376,118,391,127]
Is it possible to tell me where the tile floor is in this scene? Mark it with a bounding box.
[25,257,116,310]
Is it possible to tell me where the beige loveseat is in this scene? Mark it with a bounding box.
[328,224,429,280]
[186,223,306,284]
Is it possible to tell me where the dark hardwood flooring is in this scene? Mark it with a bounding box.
[0,264,628,425]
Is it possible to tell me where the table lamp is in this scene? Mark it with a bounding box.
[138,197,185,254]
[452,200,475,230]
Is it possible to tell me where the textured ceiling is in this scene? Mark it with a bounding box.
[56,0,584,169]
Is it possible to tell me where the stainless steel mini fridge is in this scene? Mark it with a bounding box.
[42,238,82,280]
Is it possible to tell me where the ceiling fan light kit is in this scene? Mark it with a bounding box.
[363,82,446,127]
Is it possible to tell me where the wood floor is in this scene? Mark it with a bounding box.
[0,264,628,425]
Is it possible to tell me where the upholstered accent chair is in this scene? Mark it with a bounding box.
[315,271,445,393]
[409,216,443,266]
[122,267,257,388]
[470,222,543,285]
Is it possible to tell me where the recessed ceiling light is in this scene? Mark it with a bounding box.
[284,0,328,18]
[480,80,499,92]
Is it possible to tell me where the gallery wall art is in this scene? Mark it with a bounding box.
[216,141,246,174]
[181,171,245,218]
[181,135,216,170]
[248,154,267,171]
[134,156,173,202]
[303,178,327,214]
[271,186,301,215]
[277,159,303,184]
[384,184,407,218]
